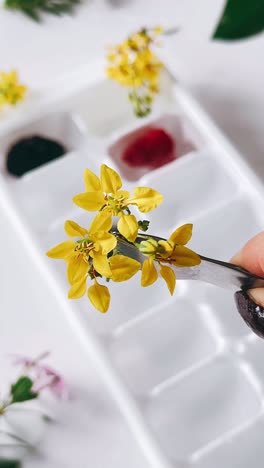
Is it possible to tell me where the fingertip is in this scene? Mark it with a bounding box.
[230,232,264,277]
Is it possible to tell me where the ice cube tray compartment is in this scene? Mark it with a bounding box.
[192,418,264,468]
[70,273,177,336]
[109,297,219,395]
[188,198,263,260]
[239,339,264,387]
[145,356,261,460]
[10,151,89,232]
[0,111,86,175]
[1,65,264,468]
[6,136,110,233]
[108,113,204,182]
[60,80,136,138]
[140,149,239,234]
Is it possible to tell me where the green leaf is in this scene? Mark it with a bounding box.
[11,376,38,404]
[0,460,21,468]
[138,220,150,232]
[4,0,81,22]
[213,0,264,41]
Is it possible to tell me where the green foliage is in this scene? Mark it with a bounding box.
[138,220,150,232]
[0,460,21,468]
[11,376,38,404]
[213,0,264,40]
[4,0,81,22]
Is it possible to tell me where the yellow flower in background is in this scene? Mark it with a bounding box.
[106,27,164,117]
[73,164,163,242]
[0,70,27,110]
[46,211,116,313]
[139,224,201,294]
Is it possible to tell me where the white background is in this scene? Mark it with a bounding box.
[0,1,263,466]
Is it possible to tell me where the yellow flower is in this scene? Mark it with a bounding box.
[46,211,116,313]
[73,164,163,242]
[106,27,164,117]
[0,70,27,109]
[109,255,141,282]
[153,26,163,35]
[139,224,201,294]
[88,279,110,314]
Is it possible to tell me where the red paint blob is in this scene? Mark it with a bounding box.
[122,128,176,169]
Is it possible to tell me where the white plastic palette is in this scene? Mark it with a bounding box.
[1,61,264,468]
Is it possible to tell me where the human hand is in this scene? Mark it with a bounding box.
[231,232,264,338]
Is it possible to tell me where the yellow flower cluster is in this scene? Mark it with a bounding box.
[106,27,164,117]
[0,70,27,111]
[47,164,200,313]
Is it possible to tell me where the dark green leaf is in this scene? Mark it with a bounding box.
[138,220,150,232]
[4,0,81,22]
[0,460,21,468]
[213,0,264,41]
[11,376,38,404]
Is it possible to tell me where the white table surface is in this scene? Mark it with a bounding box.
[0,1,263,466]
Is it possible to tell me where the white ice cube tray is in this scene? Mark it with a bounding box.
[1,61,264,468]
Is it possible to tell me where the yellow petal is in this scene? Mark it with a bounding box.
[100,164,122,194]
[68,277,87,299]
[89,211,112,235]
[159,264,176,295]
[157,239,174,256]
[141,258,158,287]
[67,255,89,285]
[117,213,138,242]
[115,190,130,200]
[88,281,110,313]
[129,187,164,213]
[109,255,141,282]
[73,192,105,211]
[46,240,75,259]
[84,168,101,192]
[138,238,158,255]
[92,232,117,255]
[171,246,201,267]
[169,224,193,245]
[64,220,88,238]
[92,252,112,277]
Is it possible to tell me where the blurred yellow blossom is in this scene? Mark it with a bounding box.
[106,27,164,117]
[0,70,27,110]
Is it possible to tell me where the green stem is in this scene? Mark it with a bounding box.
[0,401,11,415]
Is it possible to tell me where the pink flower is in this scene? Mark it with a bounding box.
[11,351,50,368]
[32,365,69,400]
[11,352,69,400]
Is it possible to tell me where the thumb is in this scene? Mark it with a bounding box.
[231,231,264,307]
[231,231,264,276]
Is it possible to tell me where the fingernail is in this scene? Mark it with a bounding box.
[247,288,264,308]
[235,290,264,338]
